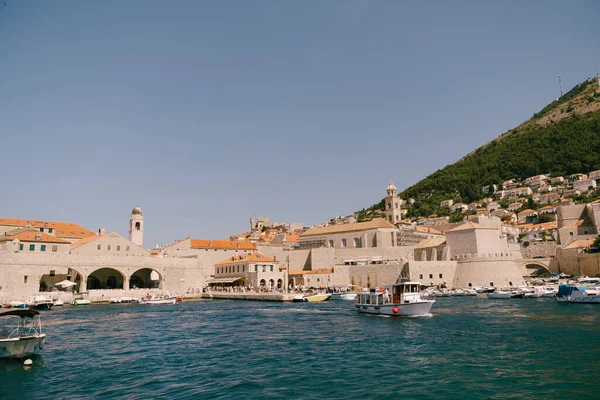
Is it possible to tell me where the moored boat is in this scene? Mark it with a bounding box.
[0,309,46,359]
[487,290,511,299]
[30,296,53,310]
[8,301,29,309]
[71,299,91,306]
[355,282,435,316]
[557,284,600,304]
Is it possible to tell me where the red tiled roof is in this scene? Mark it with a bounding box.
[191,239,256,250]
[215,252,275,266]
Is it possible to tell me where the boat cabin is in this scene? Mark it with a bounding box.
[356,282,423,305]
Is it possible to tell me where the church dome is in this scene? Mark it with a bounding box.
[132,206,142,215]
[386,181,397,192]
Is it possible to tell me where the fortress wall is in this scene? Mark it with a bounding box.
[453,257,526,289]
[520,242,557,259]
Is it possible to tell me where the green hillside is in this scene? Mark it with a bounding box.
[360,75,600,220]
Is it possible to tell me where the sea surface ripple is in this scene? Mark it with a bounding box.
[1,297,599,399]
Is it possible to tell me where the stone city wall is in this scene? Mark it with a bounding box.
[520,242,557,259]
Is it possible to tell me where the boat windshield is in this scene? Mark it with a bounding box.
[0,312,42,339]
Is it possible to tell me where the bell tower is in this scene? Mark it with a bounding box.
[129,206,144,247]
[385,181,401,225]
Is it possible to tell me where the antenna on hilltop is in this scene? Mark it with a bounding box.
[558,73,564,97]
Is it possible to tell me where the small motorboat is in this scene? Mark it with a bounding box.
[8,301,29,309]
[138,293,178,305]
[71,299,91,306]
[292,292,331,302]
[524,287,555,298]
[487,290,511,299]
[0,309,46,359]
[30,296,53,311]
[355,282,435,316]
[53,299,64,307]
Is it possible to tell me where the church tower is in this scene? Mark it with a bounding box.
[129,206,144,247]
[385,181,402,225]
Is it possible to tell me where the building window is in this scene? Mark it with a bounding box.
[107,245,112,251]
[341,239,347,248]
[429,274,433,279]
[255,265,258,272]
[117,245,121,251]
[490,282,494,287]
[468,282,473,287]
[50,270,55,277]
[237,266,240,272]
[29,244,35,251]
[97,244,101,250]
[569,232,573,236]
[24,275,28,283]
[41,245,46,252]
[329,240,334,248]
[270,265,273,272]
[49,228,53,234]
[419,274,423,279]
[126,246,130,251]
[354,238,360,248]
[317,278,320,282]
[242,266,245,272]
[52,245,58,252]
[19,244,24,251]
[439,274,443,279]
[262,265,266,272]
[39,228,44,233]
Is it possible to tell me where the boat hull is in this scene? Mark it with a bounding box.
[557,296,600,304]
[31,303,53,311]
[0,334,46,359]
[340,293,357,301]
[71,300,91,306]
[355,301,434,316]
[138,297,177,305]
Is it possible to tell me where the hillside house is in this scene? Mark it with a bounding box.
[535,193,559,204]
[524,174,548,187]
[440,199,454,208]
[486,202,501,213]
[550,176,565,185]
[450,203,468,213]
[508,202,523,212]
[569,173,588,182]
[517,209,538,224]
[573,179,597,193]
[589,170,600,180]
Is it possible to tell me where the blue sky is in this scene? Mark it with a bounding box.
[1,0,599,247]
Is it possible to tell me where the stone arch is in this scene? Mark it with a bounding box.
[277,279,283,290]
[39,266,84,293]
[523,263,551,277]
[268,279,274,290]
[129,268,163,289]
[87,267,126,290]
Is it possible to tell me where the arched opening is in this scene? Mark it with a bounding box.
[277,279,283,290]
[130,268,162,289]
[135,222,141,230]
[39,267,83,293]
[268,279,274,290]
[87,268,125,290]
[259,279,266,287]
[524,263,551,277]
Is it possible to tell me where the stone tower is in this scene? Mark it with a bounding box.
[129,206,144,247]
[385,181,401,225]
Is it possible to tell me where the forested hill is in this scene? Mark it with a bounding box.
[361,75,600,220]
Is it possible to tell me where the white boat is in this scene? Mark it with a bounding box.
[138,293,178,305]
[53,299,64,306]
[355,282,435,316]
[0,309,46,359]
[487,290,511,299]
[71,299,91,306]
[557,284,600,304]
[8,301,30,309]
[292,293,331,302]
[463,289,477,296]
[327,285,358,300]
[524,287,555,298]
[30,296,53,311]
[451,289,466,296]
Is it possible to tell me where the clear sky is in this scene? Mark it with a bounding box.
[1,0,599,247]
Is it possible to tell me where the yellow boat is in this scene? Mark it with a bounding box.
[292,293,331,302]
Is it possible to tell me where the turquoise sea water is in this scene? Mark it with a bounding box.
[0,297,598,399]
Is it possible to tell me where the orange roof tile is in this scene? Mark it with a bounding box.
[191,239,256,250]
[215,252,275,266]
[0,218,96,239]
[517,209,537,216]
[0,229,70,244]
[301,219,396,237]
[284,232,299,243]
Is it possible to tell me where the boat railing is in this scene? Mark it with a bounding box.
[7,316,42,339]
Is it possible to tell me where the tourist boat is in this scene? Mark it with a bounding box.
[557,284,600,304]
[0,309,46,359]
[138,293,178,304]
[327,285,358,300]
[29,296,53,310]
[292,293,331,302]
[355,282,435,316]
